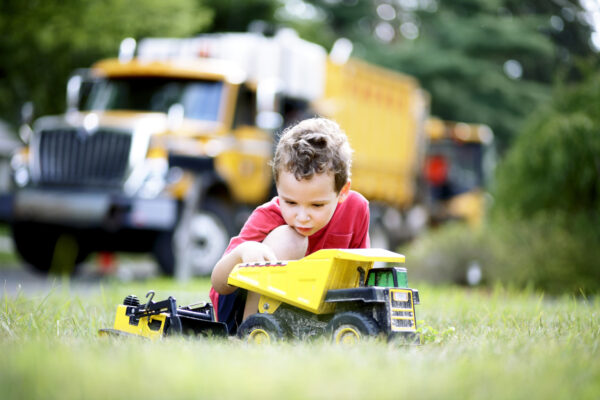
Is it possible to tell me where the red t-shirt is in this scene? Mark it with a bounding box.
[209,190,370,333]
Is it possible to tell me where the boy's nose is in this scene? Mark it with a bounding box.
[297,208,310,222]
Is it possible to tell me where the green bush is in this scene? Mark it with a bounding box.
[403,73,600,294]
[402,214,600,295]
[493,72,600,218]
[486,71,600,294]
[487,213,600,295]
[401,223,493,286]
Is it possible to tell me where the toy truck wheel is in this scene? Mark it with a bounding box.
[237,313,287,344]
[328,312,380,345]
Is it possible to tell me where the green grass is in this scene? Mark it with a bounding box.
[1,279,599,400]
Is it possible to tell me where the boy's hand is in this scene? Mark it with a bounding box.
[235,241,278,264]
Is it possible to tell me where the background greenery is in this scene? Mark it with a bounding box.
[405,69,600,295]
[1,0,598,149]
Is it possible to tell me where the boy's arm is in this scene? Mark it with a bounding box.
[211,241,278,294]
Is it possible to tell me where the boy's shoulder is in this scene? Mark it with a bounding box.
[346,190,369,208]
[333,190,369,218]
[249,197,285,222]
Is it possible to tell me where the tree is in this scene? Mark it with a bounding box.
[493,71,600,218]
[286,0,599,150]
[202,0,279,32]
[0,0,212,128]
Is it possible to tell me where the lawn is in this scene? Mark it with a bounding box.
[1,277,598,400]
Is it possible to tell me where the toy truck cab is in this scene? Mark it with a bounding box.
[227,248,421,344]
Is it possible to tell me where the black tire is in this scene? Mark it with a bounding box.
[11,222,89,275]
[153,198,234,276]
[237,313,288,344]
[327,311,380,345]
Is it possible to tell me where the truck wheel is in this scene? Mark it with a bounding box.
[185,199,232,275]
[153,198,233,276]
[11,223,89,275]
[237,313,288,344]
[328,312,380,345]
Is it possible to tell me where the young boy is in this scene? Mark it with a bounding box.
[210,117,370,334]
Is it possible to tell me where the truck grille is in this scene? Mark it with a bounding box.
[389,289,416,332]
[36,128,132,187]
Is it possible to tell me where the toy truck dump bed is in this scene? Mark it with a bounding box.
[227,248,406,315]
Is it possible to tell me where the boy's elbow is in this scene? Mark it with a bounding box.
[211,271,236,295]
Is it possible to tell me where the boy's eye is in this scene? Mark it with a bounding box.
[285,200,297,205]
[312,204,325,208]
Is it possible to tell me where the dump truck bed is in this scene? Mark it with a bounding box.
[227,248,405,314]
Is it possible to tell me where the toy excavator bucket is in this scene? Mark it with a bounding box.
[227,248,406,315]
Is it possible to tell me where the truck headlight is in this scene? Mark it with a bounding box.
[138,157,168,199]
[124,147,168,199]
[11,148,30,188]
[392,291,408,302]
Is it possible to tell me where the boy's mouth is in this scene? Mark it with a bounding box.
[295,226,313,235]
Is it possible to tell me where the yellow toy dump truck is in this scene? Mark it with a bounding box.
[228,248,420,344]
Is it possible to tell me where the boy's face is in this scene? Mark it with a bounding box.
[277,170,347,237]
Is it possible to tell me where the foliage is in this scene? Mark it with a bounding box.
[488,72,600,293]
[0,0,212,128]
[404,71,600,294]
[295,0,599,149]
[1,281,599,399]
[487,213,600,295]
[401,223,492,286]
[493,72,600,216]
[202,0,279,32]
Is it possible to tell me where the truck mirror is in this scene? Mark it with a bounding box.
[19,102,34,143]
[256,78,283,131]
[66,75,82,113]
[66,69,93,112]
[167,103,185,131]
[256,111,283,131]
[20,101,34,126]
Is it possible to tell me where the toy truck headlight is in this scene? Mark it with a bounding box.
[392,291,409,302]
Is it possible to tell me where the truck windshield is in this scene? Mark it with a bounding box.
[367,270,395,288]
[84,77,224,121]
[427,140,485,197]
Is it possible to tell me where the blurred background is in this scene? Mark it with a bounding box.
[0,0,598,295]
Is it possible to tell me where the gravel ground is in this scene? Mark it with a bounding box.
[0,256,158,297]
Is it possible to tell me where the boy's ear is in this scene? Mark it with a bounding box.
[338,181,351,203]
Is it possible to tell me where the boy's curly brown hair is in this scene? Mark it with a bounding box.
[271,118,353,193]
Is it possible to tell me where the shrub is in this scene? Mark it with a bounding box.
[401,223,493,286]
[487,212,600,295]
[487,71,600,294]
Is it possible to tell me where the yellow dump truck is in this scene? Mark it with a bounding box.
[319,50,430,247]
[9,30,491,278]
[228,248,420,344]
[424,118,495,226]
[8,29,434,277]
